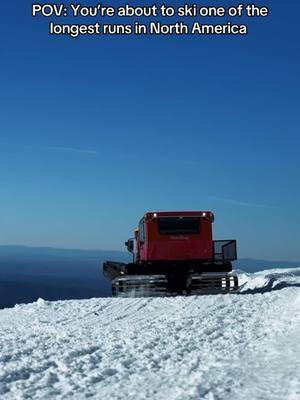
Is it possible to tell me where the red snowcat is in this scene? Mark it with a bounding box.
[103,211,238,296]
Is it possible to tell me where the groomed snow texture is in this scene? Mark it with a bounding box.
[0,268,299,400]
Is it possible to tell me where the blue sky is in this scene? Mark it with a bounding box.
[0,1,299,260]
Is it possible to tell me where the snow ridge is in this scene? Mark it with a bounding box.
[0,268,299,400]
[238,268,300,293]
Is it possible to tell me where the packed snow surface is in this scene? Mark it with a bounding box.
[0,268,300,400]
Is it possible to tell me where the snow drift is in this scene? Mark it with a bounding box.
[0,268,299,400]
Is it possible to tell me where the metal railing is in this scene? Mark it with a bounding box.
[213,240,237,262]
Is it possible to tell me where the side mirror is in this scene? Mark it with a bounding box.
[125,239,134,253]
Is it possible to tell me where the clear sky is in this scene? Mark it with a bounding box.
[0,1,299,260]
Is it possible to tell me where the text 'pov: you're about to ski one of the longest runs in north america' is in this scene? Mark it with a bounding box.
[31,3,270,38]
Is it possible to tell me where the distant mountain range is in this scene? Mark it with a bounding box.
[0,245,299,309]
[0,246,131,309]
[234,258,300,272]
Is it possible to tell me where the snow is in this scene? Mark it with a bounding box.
[0,268,299,400]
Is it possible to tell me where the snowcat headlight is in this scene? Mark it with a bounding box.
[146,212,157,221]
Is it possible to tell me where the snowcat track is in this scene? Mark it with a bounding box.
[188,273,239,295]
[105,262,239,297]
[112,275,168,298]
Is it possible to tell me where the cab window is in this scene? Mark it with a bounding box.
[158,217,200,235]
[139,218,146,243]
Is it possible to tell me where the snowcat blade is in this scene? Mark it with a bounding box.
[187,273,238,295]
[112,275,168,297]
